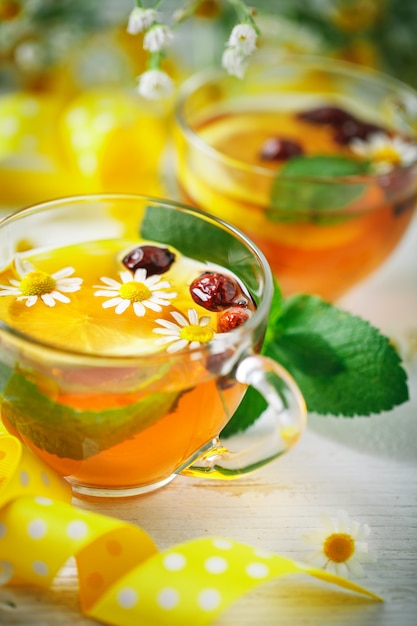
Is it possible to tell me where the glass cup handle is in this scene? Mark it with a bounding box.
[178,355,307,479]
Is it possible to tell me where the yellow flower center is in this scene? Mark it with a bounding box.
[19,271,56,296]
[323,533,355,563]
[180,324,214,344]
[373,146,401,166]
[119,281,151,302]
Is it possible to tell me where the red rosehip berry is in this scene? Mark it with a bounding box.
[218,307,251,333]
[190,271,248,312]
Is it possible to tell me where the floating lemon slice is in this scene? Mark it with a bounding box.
[60,89,168,194]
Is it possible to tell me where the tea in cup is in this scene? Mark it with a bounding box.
[0,194,306,498]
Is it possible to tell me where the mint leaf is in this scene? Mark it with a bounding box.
[267,294,409,416]
[0,366,181,460]
[222,290,409,437]
[140,204,258,293]
[269,155,371,224]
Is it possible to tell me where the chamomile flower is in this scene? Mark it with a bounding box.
[302,510,376,578]
[143,24,174,52]
[137,69,174,100]
[94,268,177,317]
[127,7,160,34]
[0,256,82,308]
[350,132,417,174]
[227,23,258,55]
[153,308,220,356]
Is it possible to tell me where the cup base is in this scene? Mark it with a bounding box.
[68,474,177,500]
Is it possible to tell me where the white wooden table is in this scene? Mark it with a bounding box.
[1,215,416,626]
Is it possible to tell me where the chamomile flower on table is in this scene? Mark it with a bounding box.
[0,256,82,308]
[94,268,177,317]
[350,132,417,174]
[153,308,221,357]
[302,510,376,578]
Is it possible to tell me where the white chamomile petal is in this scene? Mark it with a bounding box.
[115,300,131,315]
[346,559,365,578]
[167,339,189,353]
[132,301,146,316]
[102,297,123,309]
[52,266,76,280]
[171,310,189,326]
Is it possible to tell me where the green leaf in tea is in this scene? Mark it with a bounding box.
[140,204,259,294]
[0,365,182,460]
[268,155,372,224]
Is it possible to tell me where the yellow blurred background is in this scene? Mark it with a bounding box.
[1,0,416,212]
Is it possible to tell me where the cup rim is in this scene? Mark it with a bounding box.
[175,53,417,182]
[0,193,274,363]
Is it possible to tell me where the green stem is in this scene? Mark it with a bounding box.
[227,0,260,34]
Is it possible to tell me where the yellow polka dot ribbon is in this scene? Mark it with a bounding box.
[0,433,382,625]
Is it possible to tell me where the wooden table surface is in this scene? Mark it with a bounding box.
[1,215,416,626]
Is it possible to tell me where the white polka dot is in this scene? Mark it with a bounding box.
[157,587,179,610]
[0,523,7,539]
[163,553,186,571]
[41,471,51,486]
[32,561,48,577]
[212,539,233,550]
[19,470,30,486]
[66,520,88,539]
[0,561,13,584]
[117,587,138,609]
[28,519,47,539]
[35,496,53,506]
[198,588,221,611]
[246,562,270,579]
[204,556,228,574]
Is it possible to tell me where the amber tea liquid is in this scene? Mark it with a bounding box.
[0,239,254,491]
[176,106,416,300]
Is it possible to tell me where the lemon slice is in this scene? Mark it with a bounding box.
[60,89,168,192]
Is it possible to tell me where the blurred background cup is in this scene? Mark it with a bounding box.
[173,55,417,301]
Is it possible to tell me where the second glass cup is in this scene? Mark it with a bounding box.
[174,55,417,301]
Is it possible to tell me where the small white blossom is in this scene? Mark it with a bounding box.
[302,510,376,579]
[143,24,174,52]
[0,256,82,308]
[127,7,160,34]
[350,132,417,174]
[222,46,249,79]
[227,23,258,55]
[94,268,177,317]
[137,69,174,100]
[153,308,221,357]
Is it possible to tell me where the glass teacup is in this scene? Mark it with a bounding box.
[0,194,306,499]
[174,55,417,301]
